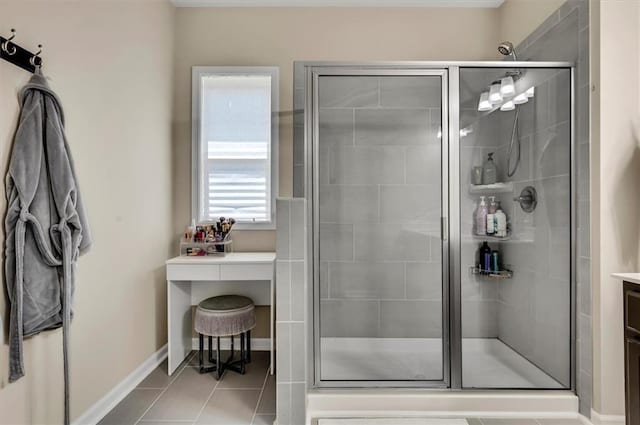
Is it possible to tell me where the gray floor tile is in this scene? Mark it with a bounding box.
[142,366,217,421]
[195,389,261,425]
[480,420,539,425]
[98,389,161,425]
[535,420,582,425]
[252,414,276,425]
[256,374,276,414]
[218,353,269,389]
[138,360,175,389]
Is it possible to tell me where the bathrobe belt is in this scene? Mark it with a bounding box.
[10,208,79,425]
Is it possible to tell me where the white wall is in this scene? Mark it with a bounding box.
[592,0,640,418]
[0,1,175,423]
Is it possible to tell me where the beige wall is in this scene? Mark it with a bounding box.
[591,0,639,418]
[0,1,175,423]
[498,0,567,47]
[172,7,502,247]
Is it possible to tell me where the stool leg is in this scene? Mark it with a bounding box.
[240,333,246,374]
[208,336,213,364]
[199,334,204,370]
[246,330,251,363]
[216,337,222,380]
[230,335,234,361]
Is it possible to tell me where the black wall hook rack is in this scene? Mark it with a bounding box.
[1,29,43,73]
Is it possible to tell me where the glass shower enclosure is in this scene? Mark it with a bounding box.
[295,62,574,390]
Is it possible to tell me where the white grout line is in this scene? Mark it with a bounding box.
[251,368,272,424]
[134,351,198,425]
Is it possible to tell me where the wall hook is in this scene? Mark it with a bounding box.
[30,44,43,67]
[1,29,17,56]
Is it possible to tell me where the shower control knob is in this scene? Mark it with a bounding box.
[513,186,537,213]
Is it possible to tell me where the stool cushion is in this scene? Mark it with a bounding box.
[195,295,256,337]
[199,295,253,312]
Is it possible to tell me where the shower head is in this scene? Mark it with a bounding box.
[498,41,518,61]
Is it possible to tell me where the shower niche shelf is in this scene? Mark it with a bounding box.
[470,182,514,194]
[470,266,513,279]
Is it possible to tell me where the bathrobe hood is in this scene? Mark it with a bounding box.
[4,70,91,424]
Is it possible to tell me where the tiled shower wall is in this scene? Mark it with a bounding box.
[317,76,443,340]
[469,69,573,388]
[276,199,307,425]
[513,0,591,415]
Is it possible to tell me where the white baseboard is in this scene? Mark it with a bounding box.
[191,337,271,351]
[590,409,625,425]
[72,344,168,425]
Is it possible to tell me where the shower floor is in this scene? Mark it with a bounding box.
[320,337,563,389]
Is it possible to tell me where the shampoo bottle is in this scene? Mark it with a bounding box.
[495,202,507,238]
[476,196,487,236]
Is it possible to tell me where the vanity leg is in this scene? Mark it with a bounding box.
[246,330,252,363]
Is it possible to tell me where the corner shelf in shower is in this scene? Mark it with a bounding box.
[469,182,514,194]
[470,266,513,279]
[471,232,512,242]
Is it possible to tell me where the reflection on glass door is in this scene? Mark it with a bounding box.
[315,72,448,385]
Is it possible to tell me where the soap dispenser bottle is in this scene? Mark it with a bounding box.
[483,152,497,185]
[495,201,507,238]
[476,196,487,236]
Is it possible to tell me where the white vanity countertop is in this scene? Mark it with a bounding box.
[612,273,640,285]
[166,252,276,265]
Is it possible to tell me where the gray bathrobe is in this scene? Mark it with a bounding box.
[5,70,91,425]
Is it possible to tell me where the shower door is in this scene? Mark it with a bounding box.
[312,69,449,387]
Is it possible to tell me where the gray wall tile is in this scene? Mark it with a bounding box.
[462,300,497,338]
[290,199,306,260]
[320,109,354,147]
[355,109,431,146]
[379,300,442,338]
[329,262,405,299]
[320,223,353,261]
[291,323,306,382]
[276,261,291,322]
[319,76,378,108]
[276,200,290,259]
[320,299,379,337]
[406,144,442,184]
[291,260,306,322]
[379,185,441,224]
[276,383,291,425]
[319,185,379,224]
[276,322,291,382]
[406,262,443,300]
[379,76,442,108]
[328,146,404,184]
[354,224,431,262]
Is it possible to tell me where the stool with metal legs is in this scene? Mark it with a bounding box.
[194,295,256,380]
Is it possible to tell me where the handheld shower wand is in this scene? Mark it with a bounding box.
[498,41,521,177]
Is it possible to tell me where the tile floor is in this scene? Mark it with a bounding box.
[98,350,584,425]
[99,351,275,425]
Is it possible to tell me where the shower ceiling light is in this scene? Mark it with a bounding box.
[526,86,535,98]
[500,100,515,111]
[489,83,503,104]
[513,92,528,105]
[500,76,515,97]
[478,91,492,111]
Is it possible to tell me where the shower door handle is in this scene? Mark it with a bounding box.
[441,217,448,241]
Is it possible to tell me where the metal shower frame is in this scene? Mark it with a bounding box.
[295,61,576,392]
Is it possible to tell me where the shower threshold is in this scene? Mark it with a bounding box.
[320,337,563,389]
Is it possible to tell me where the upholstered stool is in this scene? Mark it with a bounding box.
[194,295,256,379]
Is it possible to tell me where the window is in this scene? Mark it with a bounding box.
[192,67,279,228]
